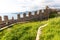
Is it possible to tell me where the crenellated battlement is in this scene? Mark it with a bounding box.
[0,6,58,28]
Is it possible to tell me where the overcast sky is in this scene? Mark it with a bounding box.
[0,0,60,13]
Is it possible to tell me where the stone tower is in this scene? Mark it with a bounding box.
[39,10,42,15]
[23,13,26,18]
[39,10,42,20]
[4,16,8,24]
[35,11,37,15]
[34,11,38,19]
[12,17,14,21]
[45,6,50,14]
[46,6,49,10]
[0,16,2,24]
[23,13,26,21]
[17,14,20,21]
[44,6,50,19]
[28,12,32,17]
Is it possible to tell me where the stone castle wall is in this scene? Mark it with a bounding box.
[0,6,57,28]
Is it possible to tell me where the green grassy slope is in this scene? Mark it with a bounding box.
[0,21,47,40]
[40,17,60,40]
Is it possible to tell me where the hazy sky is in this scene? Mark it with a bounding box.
[0,0,60,13]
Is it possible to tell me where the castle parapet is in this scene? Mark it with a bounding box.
[0,6,57,28]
